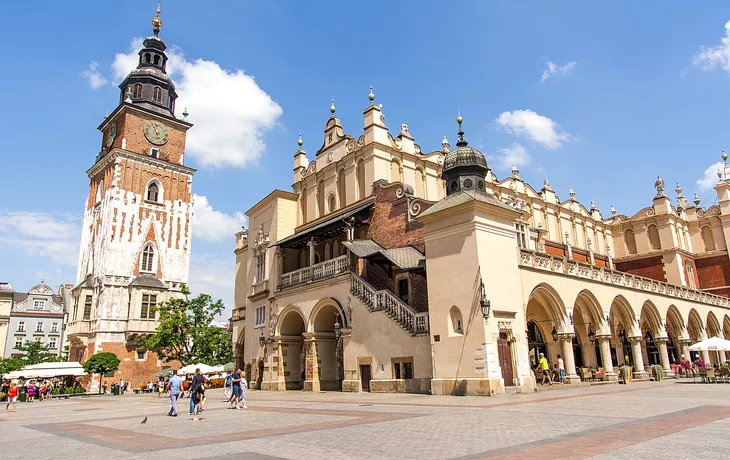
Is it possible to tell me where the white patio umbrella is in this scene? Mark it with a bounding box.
[176,363,217,375]
[689,336,730,365]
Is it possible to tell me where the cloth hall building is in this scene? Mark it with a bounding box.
[232,98,730,396]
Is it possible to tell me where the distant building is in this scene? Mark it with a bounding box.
[4,282,66,358]
[0,282,14,357]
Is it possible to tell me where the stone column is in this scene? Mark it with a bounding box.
[678,339,690,361]
[304,336,320,392]
[275,248,284,290]
[628,337,649,379]
[655,337,673,377]
[597,335,617,381]
[559,334,581,383]
[275,341,287,391]
[308,238,316,280]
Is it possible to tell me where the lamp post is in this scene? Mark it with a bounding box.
[479,278,491,323]
[259,330,274,347]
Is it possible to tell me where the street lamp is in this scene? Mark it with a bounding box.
[259,330,274,347]
[334,319,341,340]
[588,326,596,343]
[551,326,558,342]
[479,278,491,323]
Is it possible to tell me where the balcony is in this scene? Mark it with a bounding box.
[66,320,91,336]
[280,255,348,290]
[126,319,159,334]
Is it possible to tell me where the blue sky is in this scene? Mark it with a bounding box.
[2,1,730,315]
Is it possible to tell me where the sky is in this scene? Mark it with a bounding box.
[2,1,730,317]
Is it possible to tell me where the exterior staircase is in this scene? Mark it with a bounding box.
[350,273,429,336]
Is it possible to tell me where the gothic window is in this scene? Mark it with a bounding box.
[317,180,325,217]
[357,159,366,199]
[146,182,159,202]
[141,243,155,273]
[300,187,307,224]
[83,295,92,320]
[647,224,661,250]
[701,226,716,251]
[140,294,157,319]
[624,229,638,255]
[324,242,331,260]
[328,195,336,213]
[515,223,527,248]
[153,87,162,103]
[449,306,463,335]
[133,84,142,99]
[686,263,697,289]
[337,169,346,207]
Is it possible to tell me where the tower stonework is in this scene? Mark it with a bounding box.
[67,7,195,388]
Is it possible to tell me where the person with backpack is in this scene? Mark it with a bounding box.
[189,368,205,421]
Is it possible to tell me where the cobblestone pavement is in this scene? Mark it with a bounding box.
[2,381,730,459]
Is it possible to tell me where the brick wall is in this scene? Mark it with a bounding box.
[696,253,730,294]
[614,256,666,282]
[367,262,392,292]
[410,273,429,313]
[366,182,433,253]
[79,341,174,390]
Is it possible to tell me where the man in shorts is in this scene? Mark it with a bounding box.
[189,368,205,421]
[539,353,553,385]
[230,368,242,409]
[4,382,18,412]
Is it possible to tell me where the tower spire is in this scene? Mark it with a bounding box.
[152,1,162,37]
[456,110,467,147]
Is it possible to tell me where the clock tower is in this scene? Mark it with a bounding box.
[67,5,195,388]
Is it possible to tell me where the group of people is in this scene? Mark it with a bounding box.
[165,368,247,421]
[101,379,128,395]
[2,378,68,412]
[535,352,566,385]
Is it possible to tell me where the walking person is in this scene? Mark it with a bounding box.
[557,353,566,384]
[229,368,242,409]
[223,371,232,401]
[5,382,18,412]
[189,368,205,421]
[539,353,553,385]
[238,371,248,409]
[167,373,182,417]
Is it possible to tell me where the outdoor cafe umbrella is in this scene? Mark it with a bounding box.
[176,363,217,375]
[689,336,730,364]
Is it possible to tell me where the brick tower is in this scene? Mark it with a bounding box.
[67,5,195,388]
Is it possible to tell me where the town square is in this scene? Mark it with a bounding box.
[4,1,730,458]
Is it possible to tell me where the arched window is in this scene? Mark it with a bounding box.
[133,84,142,99]
[624,229,638,255]
[333,240,339,257]
[337,169,346,208]
[324,243,331,260]
[153,55,160,66]
[328,195,336,213]
[647,224,661,251]
[415,168,425,199]
[300,187,308,224]
[449,306,463,335]
[153,87,162,103]
[145,53,151,63]
[317,180,325,217]
[146,182,159,202]
[357,159,366,200]
[701,226,716,251]
[390,160,401,183]
[141,243,155,272]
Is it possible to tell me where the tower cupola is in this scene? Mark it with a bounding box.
[117,3,178,118]
[442,113,490,195]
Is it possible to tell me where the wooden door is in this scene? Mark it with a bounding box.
[497,332,515,386]
[360,364,372,392]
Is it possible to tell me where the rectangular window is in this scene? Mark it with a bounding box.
[255,253,266,283]
[392,357,414,380]
[254,305,266,328]
[14,337,23,348]
[403,362,413,380]
[150,148,159,158]
[136,349,146,360]
[73,298,79,321]
[515,223,527,248]
[36,322,43,332]
[51,322,59,333]
[49,337,57,349]
[141,294,157,319]
[83,295,92,320]
[35,337,42,343]
[17,321,25,332]
[687,264,697,289]
[33,300,46,310]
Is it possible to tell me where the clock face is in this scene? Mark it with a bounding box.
[143,120,169,145]
[106,121,117,148]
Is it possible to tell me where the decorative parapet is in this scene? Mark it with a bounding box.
[518,248,730,308]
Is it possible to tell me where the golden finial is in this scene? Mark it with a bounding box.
[368,85,375,104]
[152,1,162,37]
[723,149,728,162]
[330,98,336,114]
[456,109,463,125]
[297,131,303,147]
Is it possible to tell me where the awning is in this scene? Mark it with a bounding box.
[4,362,87,379]
[274,198,374,249]
[343,239,425,270]
[176,363,218,375]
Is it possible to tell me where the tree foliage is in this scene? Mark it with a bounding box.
[82,352,120,376]
[145,284,232,366]
[0,356,24,375]
[15,340,61,365]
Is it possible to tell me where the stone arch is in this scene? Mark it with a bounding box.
[276,306,307,390]
[300,187,308,224]
[308,298,346,391]
[639,300,663,335]
[701,226,716,251]
[308,297,347,333]
[610,295,638,336]
[276,305,307,337]
[357,158,366,199]
[528,283,569,331]
[337,168,346,208]
[624,229,638,255]
[572,290,603,368]
[448,305,464,335]
[317,180,325,217]
[724,315,730,340]
[687,308,705,342]
[707,311,721,338]
[647,224,661,250]
[666,305,686,339]
[145,178,163,203]
[574,289,605,332]
[327,193,336,213]
[415,167,426,199]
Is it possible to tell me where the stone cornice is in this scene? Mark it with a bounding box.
[87,148,196,178]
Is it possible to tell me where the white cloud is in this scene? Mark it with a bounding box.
[490,143,530,170]
[192,194,246,243]
[189,253,234,317]
[0,211,81,266]
[495,110,571,150]
[111,38,283,168]
[693,20,730,73]
[541,60,576,82]
[81,61,108,89]
[697,161,724,191]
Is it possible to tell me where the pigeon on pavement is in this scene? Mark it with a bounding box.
[141,417,148,424]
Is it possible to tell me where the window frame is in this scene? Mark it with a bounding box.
[254,305,266,328]
[35,321,43,333]
[140,293,157,320]
[49,337,57,349]
[141,243,156,273]
[51,322,59,333]
[153,86,162,103]
[14,336,23,348]
[17,321,25,332]
[83,295,92,320]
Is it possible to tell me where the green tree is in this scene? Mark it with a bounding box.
[0,356,24,376]
[16,340,61,365]
[82,352,120,393]
[145,284,232,366]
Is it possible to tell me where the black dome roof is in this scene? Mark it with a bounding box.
[443,144,488,171]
